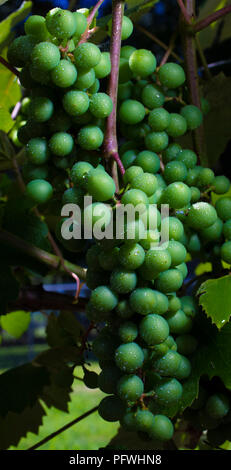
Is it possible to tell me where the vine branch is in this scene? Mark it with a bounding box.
[78,0,105,44]
[0,229,87,281]
[103,0,125,191]
[0,56,20,77]
[193,5,231,33]
[177,0,192,24]
[27,406,99,450]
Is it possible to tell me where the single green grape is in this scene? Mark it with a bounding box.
[166,309,193,335]
[163,161,188,184]
[28,97,54,122]
[141,84,165,109]
[119,100,145,125]
[89,93,113,118]
[139,314,169,346]
[31,41,60,72]
[162,182,191,209]
[221,241,231,264]
[129,49,156,78]
[187,202,218,230]
[110,268,137,294]
[166,113,187,137]
[87,168,115,201]
[180,105,203,130]
[215,197,231,221]
[78,125,104,150]
[135,150,160,174]
[129,287,157,315]
[90,285,118,312]
[26,137,50,165]
[158,62,186,89]
[49,132,73,156]
[117,375,144,403]
[74,42,101,70]
[51,59,77,87]
[74,68,95,90]
[145,131,169,153]
[148,108,170,131]
[46,9,77,39]
[108,16,133,40]
[155,269,184,293]
[205,393,230,420]
[114,342,144,373]
[24,15,49,41]
[213,175,230,195]
[26,179,53,204]
[62,90,89,116]
[94,52,111,79]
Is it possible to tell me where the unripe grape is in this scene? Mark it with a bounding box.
[49,132,73,157]
[51,59,77,87]
[162,182,191,209]
[148,108,170,131]
[31,42,60,72]
[141,84,165,109]
[205,393,229,420]
[94,52,111,78]
[26,179,53,204]
[187,202,217,230]
[29,97,53,122]
[166,113,187,137]
[155,378,183,403]
[78,125,104,150]
[166,309,192,335]
[129,288,157,315]
[221,241,231,264]
[155,269,184,293]
[158,62,186,89]
[180,105,203,130]
[8,35,38,67]
[46,9,77,39]
[115,342,144,373]
[24,15,49,41]
[119,100,145,125]
[213,175,230,195]
[26,138,50,165]
[118,321,138,343]
[87,168,115,201]
[117,375,144,403]
[145,131,169,153]
[108,16,133,40]
[74,68,96,90]
[62,91,89,116]
[89,93,113,118]
[215,197,231,221]
[98,396,126,422]
[135,150,160,174]
[110,268,137,294]
[74,42,101,71]
[223,219,231,240]
[129,49,156,78]
[163,161,188,184]
[139,314,169,345]
[90,286,118,312]
[135,409,155,433]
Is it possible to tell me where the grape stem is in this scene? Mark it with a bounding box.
[0,56,20,77]
[78,0,105,44]
[103,0,125,191]
[0,229,87,281]
[160,31,178,67]
[27,406,99,450]
[193,5,231,33]
[177,0,192,24]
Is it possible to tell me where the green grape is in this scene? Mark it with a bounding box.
[120,45,136,60]
[98,247,119,271]
[124,166,143,185]
[118,243,145,270]
[89,93,113,118]
[45,7,61,30]
[129,287,157,315]
[200,218,223,242]
[26,179,53,204]
[62,186,84,205]
[116,299,134,320]
[174,355,191,379]
[117,375,144,403]
[22,162,49,182]
[119,100,145,125]
[62,90,89,116]
[49,132,73,157]
[121,149,138,169]
[94,52,111,79]
[213,175,230,194]
[223,219,231,240]
[149,415,174,441]
[30,63,51,85]
[73,11,87,35]
[131,173,157,197]
[135,150,160,174]
[98,395,126,422]
[180,105,203,130]
[110,268,137,294]
[84,202,112,232]
[115,342,144,373]
[140,205,161,230]
[145,131,169,153]
[188,233,201,253]
[88,78,100,94]
[74,42,101,71]
[26,137,49,165]
[121,188,149,210]
[168,294,181,313]
[90,285,118,312]
[143,249,172,275]
[7,35,38,67]
[87,168,115,201]
[166,309,192,335]
[121,409,137,431]
[215,197,231,221]
[108,15,133,40]
[31,41,60,72]
[51,59,77,87]
[74,68,96,90]
[163,161,188,184]
[166,113,187,137]
[175,262,188,279]
[71,161,93,187]
[148,108,170,131]
[185,166,201,186]
[141,84,165,109]
[83,370,99,389]
[124,219,146,243]
[181,296,197,318]
[187,202,217,230]
[155,269,183,293]
[119,58,133,84]
[162,182,191,209]
[139,314,169,346]
[154,291,169,315]
[24,15,49,41]
[98,366,122,394]
[47,9,76,38]
[154,350,182,376]
[158,62,186,89]
[118,81,133,101]
[162,143,182,164]
[176,334,198,355]
[167,240,187,266]
[78,125,104,150]
[118,321,138,343]
[197,168,215,188]
[155,377,183,403]
[28,97,53,122]
[161,216,184,241]
[135,409,155,433]
[129,49,156,78]
[205,393,230,420]
[190,186,201,203]
[221,241,231,264]
[176,149,197,169]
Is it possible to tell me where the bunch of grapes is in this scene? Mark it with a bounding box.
[7,7,231,445]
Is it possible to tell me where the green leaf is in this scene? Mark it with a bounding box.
[202,73,231,167]
[197,275,231,328]
[1,310,31,338]
[0,48,21,111]
[0,108,14,133]
[0,265,19,315]
[0,130,15,160]
[0,1,32,51]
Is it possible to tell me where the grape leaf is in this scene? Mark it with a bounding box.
[198,0,231,50]
[1,310,31,338]
[0,130,15,160]
[0,1,32,51]
[0,108,14,133]
[197,275,231,328]
[0,49,21,112]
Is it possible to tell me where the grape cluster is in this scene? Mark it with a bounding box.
[8,8,231,445]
